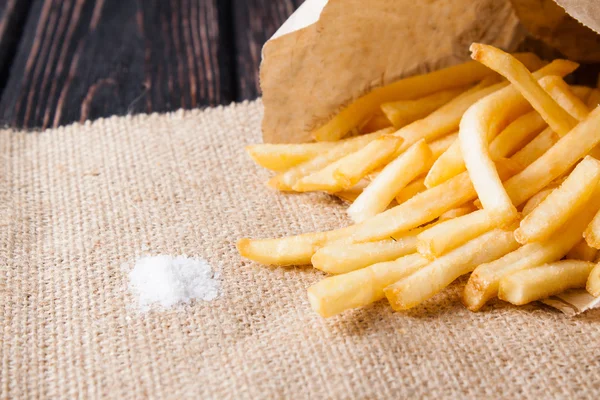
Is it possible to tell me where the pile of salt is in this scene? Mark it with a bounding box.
[128,255,219,312]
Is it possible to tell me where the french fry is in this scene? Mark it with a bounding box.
[521,188,553,216]
[570,85,593,102]
[380,87,465,128]
[335,180,370,204]
[385,228,519,310]
[308,254,429,317]
[498,260,595,305]
[463,198,600,311]
[471,43,578,136]
[508,127,559,170]
[417,209,499,259]
[437,204,478,222]
[425,111,546,188]
[351,160,516,243]
[584,208,600,250]
[311,54,542,142]
[361,114,392,133]
[269,128,392,191]
[587,89,600,110]
[247,142,339,171]
[566,240,598,262]
[348,140,432,222]
[237,224,357,267]
[504,107,600,207]
[312,236,418,274]
[538,76,589,121]
[514,156,600,244]
[586,263,600,296]
[395,177,426,204]
[293,135,404,193]
[429,132,458,159]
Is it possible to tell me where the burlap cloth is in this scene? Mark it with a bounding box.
[2,100,599,399]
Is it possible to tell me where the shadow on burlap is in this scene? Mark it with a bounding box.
[1,100,599,399]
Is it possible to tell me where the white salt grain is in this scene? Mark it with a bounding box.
[128,255,220,311]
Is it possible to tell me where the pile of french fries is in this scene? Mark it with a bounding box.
[238,43,600,317]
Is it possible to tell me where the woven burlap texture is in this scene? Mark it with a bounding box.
[1,100,599,399]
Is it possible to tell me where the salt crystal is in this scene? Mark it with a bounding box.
[128,255,220,312]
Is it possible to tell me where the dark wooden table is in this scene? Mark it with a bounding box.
[0,0,302,129]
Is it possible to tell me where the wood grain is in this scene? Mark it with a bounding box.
[0,0,234,129]
[0,0,35,92]
[231,0,301,100]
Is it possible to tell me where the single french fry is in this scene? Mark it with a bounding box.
[385,228,519,311]
[246,142,339,171]
[348,140,432,222]
[237,224,358,267]
[508,127,559,170]
[429,132,458,159]
[335,180,370,204]
[311,236,418,275]
[584,208,600,250]
[311,54,544,141]
[395,177,426,204]
[566,240,598,262]
[521,188,553,216]
[471,43,578,136]
[380,87,465,128]
[539,76,589,121]
[417,209,499,259]
[504,107,600,207]
[437,204,478,222]
[587,89,600,110]
[269,129,392,191]
[463,199,600,311]
[514,156,600,244]
[308,254,429,317]
[570,85,593,102]
[351,160,516,243]
[586,263,600,296]
[499,260,595,305]
[293,135,403,193]
[488,111,547,158]
[361,114,392,133]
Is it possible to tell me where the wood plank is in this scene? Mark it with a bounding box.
[231,0,301,101]
[0,0,36,92]
[0,0,234,129]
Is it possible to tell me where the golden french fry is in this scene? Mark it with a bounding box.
[488,111,547,158]
[570,85,593,102]
[515,157,600,244]
[395,177,426,204]
[311,55,542,142]
[237,223,357,267]
[269,129,392,191]
[246,142,339,171]
[521,188,553,216]
[380,87,465,128]
[463,198,600,311]
[437,204,478,222]
[351,161,516,243]
[361,114,392,133]
[566,240,598,262]
[539,76,589,121]
[335,180,370,204]
[471,43,578,136]
[423,140,464,188]
[508,127,559,170]
[348,140,432,222]
[417,209,499,259]
[587,89,600,110]
[586,263,600,296]
[498,260,595,305]
[429,132,458,159]
[584,208,600,250]
[385,228,519,311]
[311,236,418,275]
[293,135,403,193]
[504,107,600,207]
[308,254,429,317]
